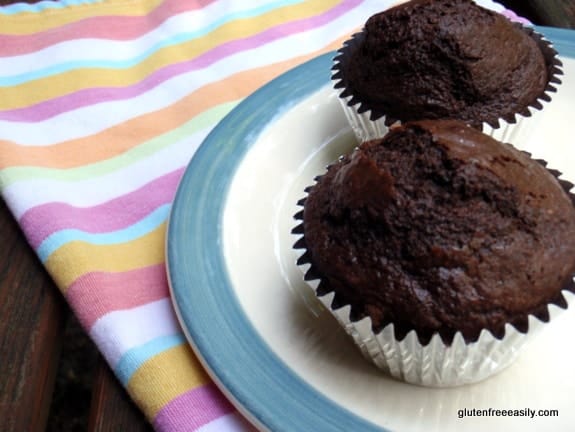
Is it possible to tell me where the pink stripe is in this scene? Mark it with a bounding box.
[66,264,168,329]
[153,384,235,431]
[0,0,362,122]
[0,0,216,57]
[19,168,184,248]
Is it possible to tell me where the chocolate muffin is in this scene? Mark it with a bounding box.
[333,0,561,129]
[297,120,575,346]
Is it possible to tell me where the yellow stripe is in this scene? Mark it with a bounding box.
[127,343,210,419]
[0,0,162,35]
[45,222,166,292]
[0,0,335,110]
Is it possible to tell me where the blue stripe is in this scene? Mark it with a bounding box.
[168,51,386,432]
[539,26,575,59]
[37,203,171,263]
[0,0,103,15]
[115,334,186,386]
[0,0,306,87]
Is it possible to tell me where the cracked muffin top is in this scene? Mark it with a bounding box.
[301,120,575,345]
[335,0,555,128]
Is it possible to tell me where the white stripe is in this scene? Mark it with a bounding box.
[0,0,503,76]
[0,0,384,145]
[197,413,258,432]
[89,298,181,368]
[3,127,209,219]
[0,0,301,75]
[476,0,504,13]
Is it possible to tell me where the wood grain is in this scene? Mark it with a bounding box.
[530,0,575,29]
[499,0,575,28]
[88,358,154,432]
[0,198,68,432]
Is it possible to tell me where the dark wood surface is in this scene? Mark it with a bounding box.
[0,197,67,432]
[500,0,575,29]
[89,358,154,432]
[0,1,573,431]
[0,196,152,431]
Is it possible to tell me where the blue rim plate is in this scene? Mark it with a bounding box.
[167,27,575,432]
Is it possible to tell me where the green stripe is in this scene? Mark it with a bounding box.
[0,101,237,189]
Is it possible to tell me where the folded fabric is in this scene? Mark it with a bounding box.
[0,0,526,430]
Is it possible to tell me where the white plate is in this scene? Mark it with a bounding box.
[168,27,575,432]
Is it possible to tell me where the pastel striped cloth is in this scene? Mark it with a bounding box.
[0,0,526,430]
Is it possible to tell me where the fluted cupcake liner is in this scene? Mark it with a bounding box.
[332,24,563,145]
[291,158,575,388]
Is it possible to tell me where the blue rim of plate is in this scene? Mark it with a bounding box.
[167,26,575,432]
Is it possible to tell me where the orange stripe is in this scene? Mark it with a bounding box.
[0,37,345,170]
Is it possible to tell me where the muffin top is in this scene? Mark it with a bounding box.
[336,0,553,127]
[301,120,575,345]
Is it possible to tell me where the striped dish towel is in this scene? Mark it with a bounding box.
[0,0,526,430]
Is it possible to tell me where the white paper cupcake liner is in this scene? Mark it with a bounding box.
[295,242,575,387]
[337,91,542,146]
[315,289,574,387]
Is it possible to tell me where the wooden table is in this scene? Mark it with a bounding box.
[0,1,574,431]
